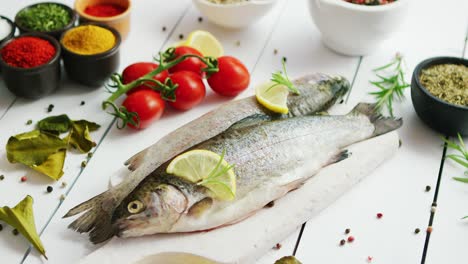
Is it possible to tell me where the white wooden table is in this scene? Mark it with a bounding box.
[1,0,467,263]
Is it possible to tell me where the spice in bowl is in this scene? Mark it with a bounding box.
[61,25,115,55]
[0,17,12,41]
[419,64,468,107]
[343,0,397,5]
[84,4,126,17]
[16,3,72,32]
[1,36,56,68]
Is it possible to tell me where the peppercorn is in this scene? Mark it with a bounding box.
[179,34,184,40]
[274,243,282,250]
[162,26,166,32]
[0,175,4,181]
[46,186,53,193]
[12,229,19,235]
[88,152,93,158]
[26,119,33,125]
[0,224,3,231]
[60,194,66,201]
[425,185,431,192]
[80,101,85,106]
[414,228,420,234]
[347,236,355,243]
[399,139,402,147]
[47,104,54,113]
[345,228,350,234]
[20,176,27,182]
[198,17,203,22]
[339,239,346,246]
[81,161,87,168]
[376,213,383,219]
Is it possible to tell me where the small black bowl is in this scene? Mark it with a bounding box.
[60,23,121,87]
[411,56,468,136]
[0,15,16,45]
[0,33,62,99]
[15,2,77,40]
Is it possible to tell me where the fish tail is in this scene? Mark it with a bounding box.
[350,103,403,136]
[64,190,117,244]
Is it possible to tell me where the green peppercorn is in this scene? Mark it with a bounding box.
[26,120,33,125]
[81,161,87,168]
[87,152,93,158]
[414,228,420,234]
[0,175,4,181]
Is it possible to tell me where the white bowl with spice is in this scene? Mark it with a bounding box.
[308,0,409,56]
[193,0,279,29]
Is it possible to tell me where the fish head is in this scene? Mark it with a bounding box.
[112,183,188,237]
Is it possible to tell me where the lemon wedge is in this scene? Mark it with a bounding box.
[182,30,224,58]
[255,81,290,114]
[167,149,236,201]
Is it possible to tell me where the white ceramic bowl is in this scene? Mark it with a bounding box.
[193,0,278,29]
[308,0,409,56]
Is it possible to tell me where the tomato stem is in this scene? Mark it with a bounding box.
[102,48,218,128]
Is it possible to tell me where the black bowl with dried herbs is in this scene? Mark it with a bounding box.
[411,56,468,136]
[15,2,77,40]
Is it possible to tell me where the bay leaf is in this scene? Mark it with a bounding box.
[69,120,100,153]
[0,196,47,259]
[37,114,72,133]
[31,149,66,180]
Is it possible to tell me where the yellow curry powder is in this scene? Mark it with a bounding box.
[62,25,115,55]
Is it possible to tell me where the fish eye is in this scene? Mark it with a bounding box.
[127,200,144,214]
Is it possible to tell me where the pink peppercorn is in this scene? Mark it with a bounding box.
[347,236,355,243]
[20,176,27,182]
[377,213,383,219]
[367,256,373,262]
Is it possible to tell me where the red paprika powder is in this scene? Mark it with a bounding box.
[1,36,56,68]
[84,4,126,17]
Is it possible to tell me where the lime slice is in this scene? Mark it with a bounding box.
[167,149,236,200]
[184,30,224,58]
[255,81,289,114]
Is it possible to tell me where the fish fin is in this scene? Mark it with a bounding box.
[327,150,351,165]
[187,197,213,218]
[350,103,403,136]
[64,190,117,244]
[124,148,148,171]
[228,114,272,130]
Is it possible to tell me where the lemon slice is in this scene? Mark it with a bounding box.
[255,81,289,114]
[167,149,236,200]
[184,30,224,58]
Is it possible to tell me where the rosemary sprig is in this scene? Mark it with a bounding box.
[442,133,468,182]
[268,59,300,95]
[197,149,235,197]
[442,134,468,219]
[369,53,410,117]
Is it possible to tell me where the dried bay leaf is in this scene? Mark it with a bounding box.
[0,196,47,259]
[69,120,100,153]
[31,149,66,180]
[37,114,72,133]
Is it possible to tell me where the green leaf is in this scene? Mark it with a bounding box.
[6,130,67,167]
[0,196,47,259]
[37,114,72,133]
[68,120,100,153]
[453,177,468,183]
[31,149,66,180]
[446,155,468,168]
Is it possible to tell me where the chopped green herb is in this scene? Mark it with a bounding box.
[17,3,71,32]
[420,64,467,106]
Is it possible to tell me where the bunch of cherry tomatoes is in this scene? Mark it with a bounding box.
[120,46,250,129]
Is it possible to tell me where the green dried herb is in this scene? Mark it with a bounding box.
[420,64,468,107]
[37,114,72,133]
[16,3,71,32]
[369,53,410,117]
[68,120,100,153]
[0,196,47,259]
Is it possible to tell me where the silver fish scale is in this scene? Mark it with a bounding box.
[194,115,374,198]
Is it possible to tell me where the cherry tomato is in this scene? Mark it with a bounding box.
[207,56,250,97]
[169,46,206,76]
[122,90,165,129]
[169,71,206,111]
[122,62,169,95]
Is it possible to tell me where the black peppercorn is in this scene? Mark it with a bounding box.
[345,228,350,234]
[47,186,53,193]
